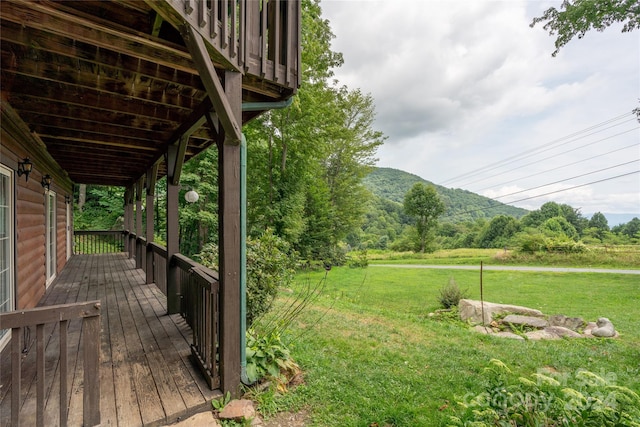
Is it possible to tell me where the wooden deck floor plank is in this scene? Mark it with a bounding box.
[105,255,144,427]
[133,282,212,409]
[136,281,219,405]
[96,253,119,426]
[66,255,98,427]
[118,266,190,422]
[111,265,166,425]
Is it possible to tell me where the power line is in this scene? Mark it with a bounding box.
[491,159,640,200]
[459,128,638,189]
[474,142,639,193]
[453,170,640,217]
[501,170,640,206]
[439,111,637,186]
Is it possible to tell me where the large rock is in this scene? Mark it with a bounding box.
[548,315,585,331]
[544,326,583,338]
[459,299,544,325]
[591,317,617,337]
[503,314,547,328]
[219,400,256,421]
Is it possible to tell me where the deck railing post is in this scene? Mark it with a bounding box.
[166,181,180,314]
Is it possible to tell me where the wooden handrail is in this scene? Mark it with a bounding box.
[0,301,101,427]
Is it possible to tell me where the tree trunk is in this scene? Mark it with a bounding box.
[78,184,86,212]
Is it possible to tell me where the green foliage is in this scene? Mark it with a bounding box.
[437,277,469,309]
[403,183,446,253]
[531,0,640,56]
[347,249,369,268]
[74,185,124,230]
[476,215,521,248]
[543,215,579,240]
[211,391,231,411]
[515,229,587,253]
[448,359,640,426]
[245,329,298,384]
[198,228,297,326]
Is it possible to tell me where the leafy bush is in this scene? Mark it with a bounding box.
[448,359,640,427]
[245,329,299,385]
[347,249,369,268]
[438,277,469,309]
[198,228,297,326]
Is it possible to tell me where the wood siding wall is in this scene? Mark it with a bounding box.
[1,104,73,310]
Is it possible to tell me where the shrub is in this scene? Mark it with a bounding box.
[347,249,369,268]
[448,359,640,427]
[438,277,469,309]
[198,228,297,326]
[245,329,299,385]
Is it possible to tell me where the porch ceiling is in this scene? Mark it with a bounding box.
[0,0,291,187]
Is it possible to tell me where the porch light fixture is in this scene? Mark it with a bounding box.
[184,190,199,203]
[65,195,71,204]
[41,174,52,190]
[17,158,33,181]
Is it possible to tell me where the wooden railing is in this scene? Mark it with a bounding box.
[157,0,300,88]
[174,254,221,389]
[73,230,125,254]
[149,242,168,295]
[0,301,101,427]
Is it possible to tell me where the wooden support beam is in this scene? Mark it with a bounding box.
[218,70,242,397]
[146,164,158,285]
[167,135,189,186]
[166,180,180,314]
[181,24,242,144]
[135,177,144,269]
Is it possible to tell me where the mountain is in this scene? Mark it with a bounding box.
[363,167,528,222]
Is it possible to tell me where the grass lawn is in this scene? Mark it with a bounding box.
[267,266,640,426]
[366,247,640,269]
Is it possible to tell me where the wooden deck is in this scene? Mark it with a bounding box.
[1,253,221,426]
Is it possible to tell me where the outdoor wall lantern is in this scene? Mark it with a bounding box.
[184,189,199,203]
[41,174,52,190]
[65,195,71,204]
[17,158,33,181]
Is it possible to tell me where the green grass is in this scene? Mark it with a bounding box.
[267,265,640,426]
[367,247,640,269]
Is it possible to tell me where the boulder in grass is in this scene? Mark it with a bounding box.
[459,299,543,325]
[591,317,617,337]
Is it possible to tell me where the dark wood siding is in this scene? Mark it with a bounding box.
[0,106,73,310]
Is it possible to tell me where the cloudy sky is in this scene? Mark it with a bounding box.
[321,0,640,217]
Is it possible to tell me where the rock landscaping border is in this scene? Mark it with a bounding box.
[458,299,618,340]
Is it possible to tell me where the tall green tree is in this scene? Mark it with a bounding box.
[244,0,384,262]
[403,183,446,253]
[531,0,640,56]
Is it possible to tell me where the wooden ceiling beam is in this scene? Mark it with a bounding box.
[10,100,178,133]
[6,80,192,122]
[0,20,204,89]
[21,113,173,142]
[37,130,160,151]
[1,0,197,74]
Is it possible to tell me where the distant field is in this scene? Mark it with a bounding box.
[366,246,640,269]
[271,265,640,426]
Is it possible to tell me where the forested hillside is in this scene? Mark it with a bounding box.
[363,167,528,222]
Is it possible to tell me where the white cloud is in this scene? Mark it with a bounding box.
[322,0,640,214]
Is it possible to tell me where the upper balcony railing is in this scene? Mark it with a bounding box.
[158,0,300,89]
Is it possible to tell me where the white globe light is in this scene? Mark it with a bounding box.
[185,190,199,203]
